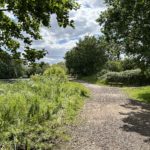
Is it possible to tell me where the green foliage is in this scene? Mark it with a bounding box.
[103,58,140,73]
[124,86,150,103]
[97,0,150,69]
[121,58,138,71]
[104,60,123,72]
[101,37,123,61]
[0,67,89,149]
[0,0,79,61]
[0,51,24,79]
[0,51,49,79]
[97,69,108,77]
[99,69,144,85]
[25,62,50,78]
[23,48,47,63]
[144,67,150,79]
[65,36,107,76]
[83,64,150,86]
[52,62,68,73]
[43,66,68,83]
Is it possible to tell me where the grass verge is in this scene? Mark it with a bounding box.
[124,86,150,103]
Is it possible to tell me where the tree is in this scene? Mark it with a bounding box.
[0,51,23,78]
[98,36,122,61]
[23,47,47,63]
[65,36,107,76]
[0,0,79,61]
[25,62,49,77]
[121,58,139,71]
[97,0,150,70]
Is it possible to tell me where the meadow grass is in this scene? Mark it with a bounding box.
[124,86,150,103]
[0,66,89,149]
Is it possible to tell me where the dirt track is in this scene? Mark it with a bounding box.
[61,82,150,150]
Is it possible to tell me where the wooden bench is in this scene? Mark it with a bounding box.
[108,82,123,87]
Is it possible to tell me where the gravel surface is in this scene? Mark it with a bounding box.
[61,83,150,150]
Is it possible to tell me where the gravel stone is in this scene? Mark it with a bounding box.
[61,82,150,150]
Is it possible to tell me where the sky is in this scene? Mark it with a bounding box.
[30,0,106,64]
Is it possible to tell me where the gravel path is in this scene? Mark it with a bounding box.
[62,83,150,150]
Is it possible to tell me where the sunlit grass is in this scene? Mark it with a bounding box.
[0,66,89,149]
[124,86,150,103]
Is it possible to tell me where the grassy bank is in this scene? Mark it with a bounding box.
[0,66,89,149]
[124,86,150,103]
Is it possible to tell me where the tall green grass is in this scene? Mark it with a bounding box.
[0,66,89,149]
[124,86,150,103]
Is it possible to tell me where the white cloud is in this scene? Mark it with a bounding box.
[33,0,107,64]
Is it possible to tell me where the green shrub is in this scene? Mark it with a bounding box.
[121,58,138,71]
[0,67,89,149]
[104,61,123,72]
[104,59,139,72]
[25,62,50,77]
[43,66,67,83]
[144,68,150,79]
[97,69,108,77]
[52,62,68,73]
[99,69,143,85]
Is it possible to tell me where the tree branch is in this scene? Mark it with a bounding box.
[0,9,13,12]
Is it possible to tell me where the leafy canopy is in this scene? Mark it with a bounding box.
[97,0,150,69]
[0,0,79,62]
[65,36,107,76]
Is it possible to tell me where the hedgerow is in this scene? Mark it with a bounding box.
[0,66,89,149]
[99,69,144,85]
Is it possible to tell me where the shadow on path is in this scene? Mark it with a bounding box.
[120,99,150,143]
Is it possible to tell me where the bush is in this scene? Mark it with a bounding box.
[103,59,139,73]
[25,62,50,78]
[0,51,24,79]
[52,62,68,73]
[97,69,108,77]
[0,67,89,149]
[121,58,138,71]
[104,61,123,72]
[99,69,143,85]
[144,68,150,79]
[43,66,67,83]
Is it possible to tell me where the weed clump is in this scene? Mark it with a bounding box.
[0,66,89,149]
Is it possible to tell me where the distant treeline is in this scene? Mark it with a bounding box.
[0,50,50,79]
